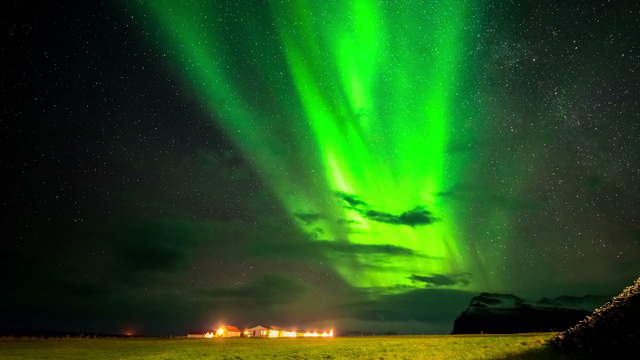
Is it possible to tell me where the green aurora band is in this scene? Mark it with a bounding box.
[135,0,500,291]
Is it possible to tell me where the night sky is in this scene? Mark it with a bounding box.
[4,0,640,335]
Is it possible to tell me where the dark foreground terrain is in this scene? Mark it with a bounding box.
[0,334,565,360]
[552,277,640,357]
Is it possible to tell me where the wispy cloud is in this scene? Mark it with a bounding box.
[335,191,438,227]
[409,273,472,287]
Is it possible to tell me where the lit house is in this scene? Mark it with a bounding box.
[215,325,242,337]
[245,325,299,338]
[245,325,270,337]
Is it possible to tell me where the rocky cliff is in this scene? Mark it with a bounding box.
[451,293,607,334]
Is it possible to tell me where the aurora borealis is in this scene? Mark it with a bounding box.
[5,0,640,335]
[139,0,486,290]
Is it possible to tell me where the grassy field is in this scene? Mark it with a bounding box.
[0,333,567,360]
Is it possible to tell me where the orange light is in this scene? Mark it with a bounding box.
[204,332,214,338]
[216,328,225,337]
[302,329,333,337]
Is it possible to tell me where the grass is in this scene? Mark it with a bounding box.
[0,333,568,360]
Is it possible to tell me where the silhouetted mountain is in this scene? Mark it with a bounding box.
[451,292,608,334]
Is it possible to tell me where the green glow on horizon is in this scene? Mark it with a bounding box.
[136,0,493,291]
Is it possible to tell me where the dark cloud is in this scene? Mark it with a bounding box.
[244,240,433,260]
[327,242,424,256]
[364,206,437,227]
[294,212,323,226]
[335,192,438,227]
[345,288,475,323]
[111,219,212,272]
[335,191,369,208]
[409,273,473,287]
[295,194,436,230]
[337,218,360,225]
[201,274,307,306]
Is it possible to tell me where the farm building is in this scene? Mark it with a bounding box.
[216,325,242,337]
[245,325,297,338]
[246,325,270,337]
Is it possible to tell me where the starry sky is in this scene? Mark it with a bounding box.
[4,0,640,335]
